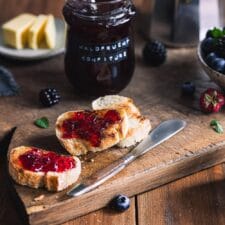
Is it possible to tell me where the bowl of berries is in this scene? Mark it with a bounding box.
[198,27,225,89]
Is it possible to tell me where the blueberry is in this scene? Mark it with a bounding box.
[181,81,196,96]
[212,58,225,73]
[206,52,217,67]
[201,37,215,55]
[109,194,130,212]
[39,88,61,107]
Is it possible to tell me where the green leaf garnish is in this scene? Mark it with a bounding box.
[211,27,224,38]
[210,119,223,133]
[34,117,49,129]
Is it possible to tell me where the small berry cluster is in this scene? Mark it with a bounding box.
[202,27,225,74]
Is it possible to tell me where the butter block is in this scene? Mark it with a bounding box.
[44,15,56,49]
[28,15,48,49]
[2,13,36,49]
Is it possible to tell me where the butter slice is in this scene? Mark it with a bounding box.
[2,14,36,49]
[44,15,56,49]
[28,15,48,49]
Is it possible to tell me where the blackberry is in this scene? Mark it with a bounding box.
[143,40,167,66]
[215,37,225,58]
[39,88,61,107]
[206,29,212,38]
[201,37,214,55]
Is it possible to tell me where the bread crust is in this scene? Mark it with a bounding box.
[92,95,152,147]
[55,109,128,155]
[8,146,81,191]
[92,95,141,117]
[117,115,151,147]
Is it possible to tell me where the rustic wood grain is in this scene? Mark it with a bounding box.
[9,115,225,225]
[137,164,225,225]
[61,198,136,225]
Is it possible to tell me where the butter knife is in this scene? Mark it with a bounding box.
[67,119,186,197]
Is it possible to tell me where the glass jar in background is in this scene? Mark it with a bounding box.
[63,0,136,97]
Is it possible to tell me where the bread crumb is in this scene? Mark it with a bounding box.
[27,205,46,214]
[34,194,45,201]
[91,159,94,162]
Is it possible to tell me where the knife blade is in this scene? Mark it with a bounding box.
[67,119,186,197]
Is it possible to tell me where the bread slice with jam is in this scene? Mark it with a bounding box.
[8,146,81,191]
[92,95,151,147]
[56,109,128,156]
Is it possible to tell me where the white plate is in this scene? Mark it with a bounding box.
[0,18,66,61]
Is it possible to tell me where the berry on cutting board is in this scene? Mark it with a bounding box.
[39,88,61,107]
[199,88,225,113]
[109,194,130,212]
[142,40,167,66]
[181,81,196,96]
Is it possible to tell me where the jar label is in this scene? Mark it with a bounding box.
[78,37,130,64]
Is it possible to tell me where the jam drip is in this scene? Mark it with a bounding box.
[19,148,76,173]
[61,110,121,147]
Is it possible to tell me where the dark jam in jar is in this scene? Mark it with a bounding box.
[61,110,121,147]
[63,0,136,96]
[19,148,76,173]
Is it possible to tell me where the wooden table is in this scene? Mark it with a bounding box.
[1,1,225,225]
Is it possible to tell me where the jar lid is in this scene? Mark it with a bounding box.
[63,0,135,21]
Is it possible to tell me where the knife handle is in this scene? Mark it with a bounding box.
[67,153,135,197]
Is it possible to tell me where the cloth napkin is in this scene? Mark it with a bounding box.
[0,66,19,96]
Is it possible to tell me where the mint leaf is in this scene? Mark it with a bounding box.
[211,27,224,38]
[34,117,49,129]
[210,119,223,133]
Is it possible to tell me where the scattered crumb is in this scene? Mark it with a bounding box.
[27,205,46,214]
[90,159,95,162]
[34,194,45,202]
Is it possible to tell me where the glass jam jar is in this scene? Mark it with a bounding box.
[63,0,136,96]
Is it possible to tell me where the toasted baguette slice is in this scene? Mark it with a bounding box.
[8,146,81,192]
[92,95,151,147]
[56,109,128,155]
[117,115,151,147]
[92,95,141,117]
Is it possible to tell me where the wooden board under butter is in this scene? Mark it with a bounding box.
[4,42,225,225]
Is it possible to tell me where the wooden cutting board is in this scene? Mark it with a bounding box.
[9,99,225,225]
[5,41,225,225]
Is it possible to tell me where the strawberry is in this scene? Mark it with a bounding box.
[199,88,225,113]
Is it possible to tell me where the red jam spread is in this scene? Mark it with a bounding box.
[19,148,75,173]
[61,110,121,147]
